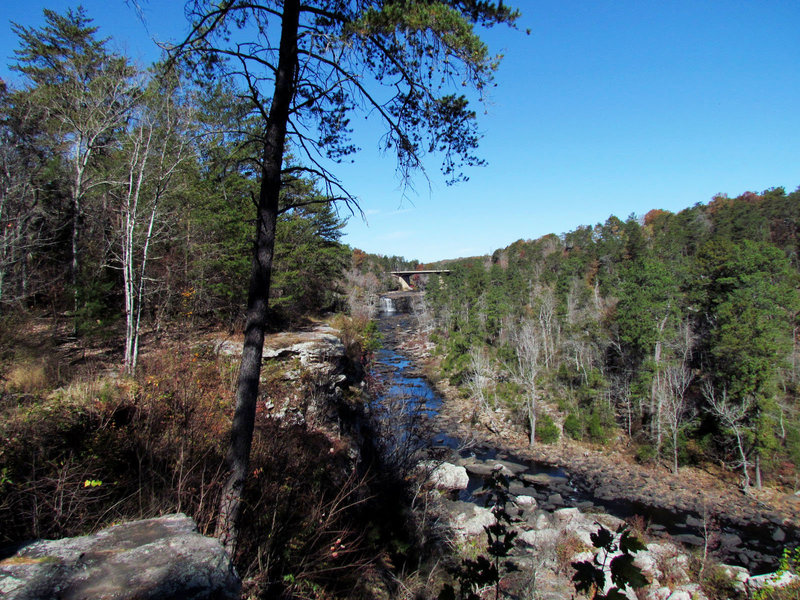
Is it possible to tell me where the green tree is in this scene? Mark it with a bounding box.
[272,188,349,319]
[11,8,138,320]
[614,256,683,453]
[694,240,800,487]
[172,0,520,550]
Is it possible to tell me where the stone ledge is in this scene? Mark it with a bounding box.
[0,514,240,600]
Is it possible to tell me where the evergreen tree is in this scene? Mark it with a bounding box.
[172,0,521,548]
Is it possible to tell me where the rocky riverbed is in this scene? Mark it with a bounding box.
[374,294,800,597]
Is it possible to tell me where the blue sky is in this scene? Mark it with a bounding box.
[3,1,799,263]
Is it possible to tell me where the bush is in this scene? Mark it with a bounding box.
[536,413,560,444]
[586,404,615,444]
[331,314,382,364]
[699,565,744,600]
[635,443,657,464]
[563,413,582,440]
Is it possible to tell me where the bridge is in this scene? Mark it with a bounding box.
[390,270,450,291]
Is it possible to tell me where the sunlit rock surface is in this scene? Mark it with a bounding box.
[0,514,240,600]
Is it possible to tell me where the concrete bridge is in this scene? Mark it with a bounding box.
[390,269,450,291]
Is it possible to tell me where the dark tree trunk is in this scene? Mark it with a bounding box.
[215,0,300,553]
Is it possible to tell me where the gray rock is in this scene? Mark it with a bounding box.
[748,570,800,591]
[518,528,560,548]
[453,507,496,538]
[772,527,786,542]
[672,533,705,547]
[508,484,532,498]
[464,463,498,478]
[428,462,469,491]
[684,515,704,528]
[520,473,569,488]
[0,514,240,600]
[492,459,528,474]
[719,533,742,548]
[547,493,564,507]
[514,495,537,508]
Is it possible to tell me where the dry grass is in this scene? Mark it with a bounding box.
[4,361,49,393]
[555,531,590,575]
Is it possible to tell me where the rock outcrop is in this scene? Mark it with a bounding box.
[0,513,240,600]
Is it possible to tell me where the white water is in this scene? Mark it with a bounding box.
[379,296,396,314]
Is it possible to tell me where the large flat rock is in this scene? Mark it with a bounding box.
[0,514,240,600]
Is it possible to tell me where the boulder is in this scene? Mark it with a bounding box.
[453,507,496,538]
[427,462,469,491]
[514,495,537,508]
[772,527,786,542]
[672,533,704,547]
[650,586,672,600]
[532,513,551,530]
[520,473,569,488]
[491,459,528,475]
[551,508,582,525]
[684,515,703,528]
[0,514,240,600]
[747,570,800,591]
[464,462,497,478]
[517,528,560,548]
[716,563,749,588]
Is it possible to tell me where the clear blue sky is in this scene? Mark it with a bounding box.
[3,1,799,263]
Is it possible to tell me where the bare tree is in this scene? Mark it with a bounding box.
[662,363,694,474]
[466,346,493,415]
[703,381,754,490]
[535,284,560,370]
[343,268,381,319]
[512,319,542,446]
[112,70,195,374]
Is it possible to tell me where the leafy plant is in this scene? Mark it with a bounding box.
[571,524,648,600]
[439,469,521,600]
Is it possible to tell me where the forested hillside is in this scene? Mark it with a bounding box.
[0,8,349,361]
[423,188,800,487]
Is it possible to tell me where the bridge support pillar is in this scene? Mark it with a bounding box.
[393,274,413,291]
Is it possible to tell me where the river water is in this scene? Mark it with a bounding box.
[372,295,794,573]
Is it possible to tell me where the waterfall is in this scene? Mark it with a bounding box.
[379,296,396,314]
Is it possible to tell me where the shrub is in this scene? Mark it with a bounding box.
[563,413,582,440]
[635,443,657,464]
[585,403,615,444]
[536,413,560,444]
[556,532,589,574]
[699,565,744,600]
[331,314,382,364]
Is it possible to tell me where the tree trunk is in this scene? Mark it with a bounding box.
[672,428,678,474]
[754,453,762,489]
[528,398,536,446]
[215,0,300,554]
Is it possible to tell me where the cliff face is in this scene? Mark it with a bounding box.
[214,323,367,451]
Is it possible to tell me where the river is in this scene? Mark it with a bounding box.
[370,293,797,573]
